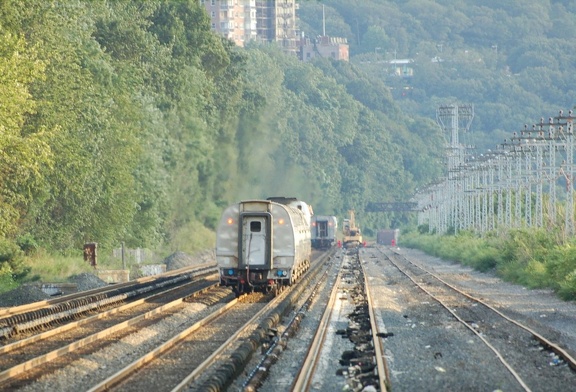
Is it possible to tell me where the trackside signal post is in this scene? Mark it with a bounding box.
[83,242,97,268]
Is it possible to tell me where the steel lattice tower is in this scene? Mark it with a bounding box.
[436,104,474,233]
[418,108,574,238]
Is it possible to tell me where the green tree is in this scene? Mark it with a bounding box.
[0,26,52,238]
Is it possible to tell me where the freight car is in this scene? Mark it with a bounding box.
[377,229,399,246]
[215,199,311,295]
[311,215,338,249]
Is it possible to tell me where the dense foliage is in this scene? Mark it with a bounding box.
[402,229,576,301]
[0,0,243,256]
[299,0,576,152]
[0,0,440,272]
[298,1,576,300]
[1,1,574,294]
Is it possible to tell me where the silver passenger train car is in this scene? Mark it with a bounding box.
[310,215,338,249]
[215,199,311,295]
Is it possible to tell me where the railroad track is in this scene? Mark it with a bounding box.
[187,248,338,392]
[10,246,573,392]
[289,249,388,392]
[2,248,405,392]
[379,247,576,391]
[0,265,220,390]
[88,249,339,392]
[0,263,217,340]
[0,263,216,321]
[222,248,389,392]
[87,289,266,392]
[0,252,339,391]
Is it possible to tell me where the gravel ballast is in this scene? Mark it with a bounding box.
[366,246,576,391]
[230,246,576,391]
[4,247,576,391]
[1,250,214,308]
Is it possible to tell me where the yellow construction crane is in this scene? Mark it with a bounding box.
[342,210,362,249]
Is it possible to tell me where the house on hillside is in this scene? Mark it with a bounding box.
[388,59,414,77]
[299,35,349,62]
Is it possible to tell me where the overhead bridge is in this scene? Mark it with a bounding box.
[366,202,418,212]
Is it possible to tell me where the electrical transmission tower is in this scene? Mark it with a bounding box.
[419,108,575,239]
[435,104,474,233]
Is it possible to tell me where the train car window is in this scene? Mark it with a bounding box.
[250,221,262,232]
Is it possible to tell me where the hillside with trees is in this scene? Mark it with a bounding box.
[0,0,442,286]
[297,0,576,300]
[1,0,575,293]
[299,0,576,151]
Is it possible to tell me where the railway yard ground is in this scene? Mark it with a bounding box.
[249,246,576,392]
[366,247,576,391]
[1,246,576,391]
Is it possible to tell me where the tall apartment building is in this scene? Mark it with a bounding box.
[200,0,256,46]
[201,0,298,55]
[256,0,298,54]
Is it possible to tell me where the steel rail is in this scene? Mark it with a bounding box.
[0,283,219,385]
[236,249,336,391]
[0,262,215,319]
[290,272,342,391]
[384,249,531,391]
[87,295,244,392]
[391,248,576,372]
[95,255,330,392]
[0,268,217,339]
[169,295,273,392]
[360,253,390,392]
[0,278,217,355]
